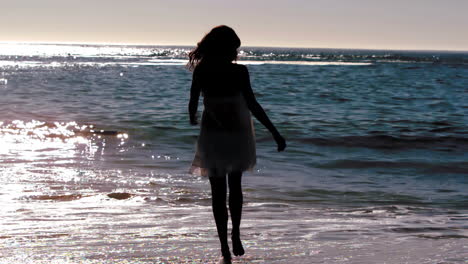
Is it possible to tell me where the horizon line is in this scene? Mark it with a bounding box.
[0,40,467,53]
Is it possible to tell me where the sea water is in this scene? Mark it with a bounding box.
[0,43,467,263]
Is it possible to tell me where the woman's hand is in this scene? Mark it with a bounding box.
[190,117,198,126]
[273,133,286,152]
[189,112,199,125]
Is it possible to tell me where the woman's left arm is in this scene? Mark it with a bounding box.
[188,69,201,125]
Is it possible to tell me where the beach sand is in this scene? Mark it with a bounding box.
[1,186,467,264]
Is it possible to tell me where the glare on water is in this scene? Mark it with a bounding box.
[1,120,93,159]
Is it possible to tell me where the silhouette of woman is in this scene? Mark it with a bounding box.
[188,25,286,263]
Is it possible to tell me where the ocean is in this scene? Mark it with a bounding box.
[0,43,467,263]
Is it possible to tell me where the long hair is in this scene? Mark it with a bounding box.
[187,25,241,71]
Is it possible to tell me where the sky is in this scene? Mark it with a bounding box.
[1,0,467,51]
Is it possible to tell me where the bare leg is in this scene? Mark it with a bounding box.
[228,171,245,256]
[209,169,231,263]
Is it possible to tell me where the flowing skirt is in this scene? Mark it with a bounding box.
[190,94,256,177]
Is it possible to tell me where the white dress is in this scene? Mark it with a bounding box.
[190,94,256,177]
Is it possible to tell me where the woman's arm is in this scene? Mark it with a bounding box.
[188,69,201,125]
[240,65,286,151]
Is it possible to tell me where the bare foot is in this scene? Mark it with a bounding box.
[217,256,232,264]
[221,245,232,263]
[232,236,245,256]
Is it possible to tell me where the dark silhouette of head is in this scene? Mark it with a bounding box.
[188,25,241,70]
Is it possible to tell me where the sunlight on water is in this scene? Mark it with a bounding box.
[0,60,64,68]
[0,120,130,165]
[0,59,372,69]
[0,43,154,57]
[1,120,89,159]
[0,43,189,58]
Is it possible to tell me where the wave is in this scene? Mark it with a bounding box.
[298,135,468,150]
[1,43,467,65]
[0,59,188,68]
[237,48,468,64]
[318,159,468,174]
[0,59,371,69]
[239,60,372,66]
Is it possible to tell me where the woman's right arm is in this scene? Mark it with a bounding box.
[240,65,286,152]
[188,68,201,125]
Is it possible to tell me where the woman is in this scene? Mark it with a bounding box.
[188,25,286,263]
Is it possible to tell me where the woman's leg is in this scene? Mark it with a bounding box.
[209,169,231,262]
[228,171,245,256]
